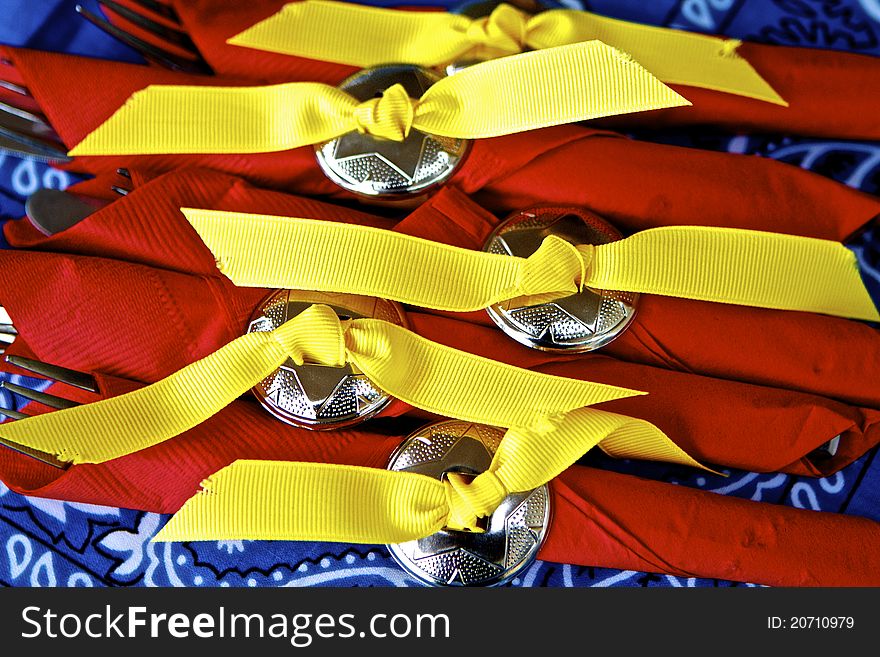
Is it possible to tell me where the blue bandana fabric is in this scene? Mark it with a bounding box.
[0,0,142,61]
[0,0,879,588]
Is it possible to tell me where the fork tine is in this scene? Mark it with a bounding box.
[75,5,212,75]
[0,134,70,163]
[0,406,27,420]
[0,429,70,470]
[1,381,81,410]
[97,0,201,56]
[129,0,179,22]
[0,127,71,162]
[0,352,81,468]
[4,355,100,393]
[0,79,30,97]
[0,106,62,143]
[114,169,132,194]
[0,100,52,130]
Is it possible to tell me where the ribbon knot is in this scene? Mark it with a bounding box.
[444,470,509,532]
[516,235,593,302]
[352,83,417,141]
[465,5,530,56]
[270,304,347,367]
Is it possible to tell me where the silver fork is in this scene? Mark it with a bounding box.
[76,0,213,75]
[0,296,846,469]
[0,353,96,470]
[0,317,98,469]
[0,2,212,160]
[0,64,70,163]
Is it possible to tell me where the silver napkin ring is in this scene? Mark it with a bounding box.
[315,65,470,198]
[246,289,407,430]
[386,420,551,586]
[483,206,638,352]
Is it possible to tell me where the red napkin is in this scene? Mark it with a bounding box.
[399,193,880,409]
[5,46,879,244]
[2,169,877,481]
[166,0,880,140]
[545,465,880,586]
[2,335,878,587]
[2,176,878,586]
[596,41,880,140]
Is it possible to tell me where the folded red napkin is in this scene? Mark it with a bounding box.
[2,335,877,587]
[166,0,880,140]
[6,46,879,245]
[2,169,877,483]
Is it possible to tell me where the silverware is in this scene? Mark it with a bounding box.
[0,124,69,163]
[0,75,70,162]
[810,434,840,459]
[0,77,29,97]
[25,190,101,236]
[0,2,212,161]
[111,167,131,196]
[0,61,71,162]
[0,344,99,469]
[129,0,178,22]
[24,169,132,236]
[76,1,212,75]
[0,132,70,163]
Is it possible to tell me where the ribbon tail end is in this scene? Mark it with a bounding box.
[225,30,260,51]
[668,88,693,109]
[150,525,177,543]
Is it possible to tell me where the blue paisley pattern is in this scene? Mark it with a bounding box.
[0,0,878,588]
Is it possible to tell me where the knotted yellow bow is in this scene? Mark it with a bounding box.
[351,83,416,140]
[229,0,785,105]
[0,305,701,472]
[463,3,530,56]
[154,401,701,544]
[68,42,689,156]
[181,210,880,322]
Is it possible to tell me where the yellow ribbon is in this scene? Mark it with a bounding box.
[229,0,785,105]
[0,305,701,473]
[154,401,678,543]
[182,209,880,322]
[67,42,689,156]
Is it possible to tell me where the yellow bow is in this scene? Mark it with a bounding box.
[180,210,880,323]
[68,42,689,156]
[463,3,530,56]
[154,395,705,544]
[351,83,416,140]
[0,305,702,471]
[229,0,785,105]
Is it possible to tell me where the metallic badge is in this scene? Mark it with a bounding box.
[484,208,638,352]
[387,421,551,587]
[314,65,470,198]
[246,290,407,430]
